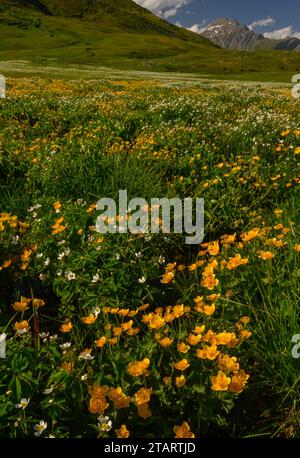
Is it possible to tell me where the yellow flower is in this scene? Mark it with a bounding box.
[89,396,108,414]
[60,321,73,333]
[12,300,29,312]
[239,329,252,339]
[134,387,152,406]
[216,332,237,345]
[258,251,274,260]
[241,228,260,242]
[148,313,165,329]
[116,425,130,438]
[240,316,251,325]
[137,403,151,419]
[128,358,150,377]
[196,345,220,360]
[108,387,131,409]
[163,376,172,386]
[207,241,220,256]
[161,271,175,284]
[203,303,216,316]
[175,375,186,387]
[187,334,202,346]
[159,337,173,347]
[294,147,300,155]
[95,336,107,348]
[218,354,240,373]
[173,359,190,371]
[53,201,61,211]
[226,254,248,270]
[14,320,30,333]
[201,275,219,290]
[82,314,97,325]
[211,371,231,391]
[177,342,190,353]
[173,422,195,438]
[194,325,205,335]
[229,370,250,393]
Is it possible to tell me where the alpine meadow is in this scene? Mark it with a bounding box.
[0,0,300,440]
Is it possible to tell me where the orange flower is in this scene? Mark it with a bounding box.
[128,358,150,377]
[88,396,108,414]
[211,371,231,391]
[258,251,274,260]
[229,370,250,394]
[95,336,107,348]
[137,403,151,419]
[216,332,237,346]
[187,334,202,346]
[134,387,152,406]
[196,345,219,361]
[175,375,186,387]
[201,275,219,290]
[173,359,190,371]
[241,228,260,242]
[108,387,131,409]
[14,320,30,333]
[60,321,73,333]
[218,354,240,373]
[177,342,190,353]
[159,337,173,347]
[89,384,109,398]
[203,303,216,316]
[82,314,97,325]
[116,425,130,438]
[226,254,248,270]
[207,241,220,256]
[12,300,29,312]
[294,245,300,252]
[173,422,195,438]
[148,314,165,329]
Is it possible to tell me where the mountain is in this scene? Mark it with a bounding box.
[202,18,265,50]
[0,1,300,78]
[201,18,300,52]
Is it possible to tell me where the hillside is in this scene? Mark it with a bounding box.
[0,0,300,77]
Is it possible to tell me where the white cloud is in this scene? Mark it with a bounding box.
[134,0,192,19]
[248,17,275,30]
[187,21,208,34]
[264,26,300,40]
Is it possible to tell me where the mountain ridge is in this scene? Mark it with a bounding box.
[201,18,300,51]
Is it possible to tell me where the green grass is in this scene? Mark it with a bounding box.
[0,0,300,81]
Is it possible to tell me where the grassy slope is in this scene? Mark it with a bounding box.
[0,0,300,80]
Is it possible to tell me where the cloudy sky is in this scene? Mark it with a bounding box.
[134,0,300,39]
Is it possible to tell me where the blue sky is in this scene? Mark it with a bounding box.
[135,0,300,38]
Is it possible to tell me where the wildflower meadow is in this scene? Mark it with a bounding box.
[0,77,299,438]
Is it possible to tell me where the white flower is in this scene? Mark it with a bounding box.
[135,252,142,258]
[33,420,47,437]
[91,306,101,316]
[138,276,146,284]
[97,415,112,432]
[79,349,94,360]
[59,342,71,350]
[158,255,166,264]
[92,274,100,283]
[115,253,120,260]
[65,271,76,281]
[49,334,58,341]
[15,398,30,409]
[58,240,66,246]
[0,333,6,344]
[39,273,47,281]
[81,373,88,381]
[43,385,54,395]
